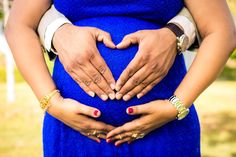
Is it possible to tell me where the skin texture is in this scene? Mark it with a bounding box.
[53,24,117,101]
[115,28,177,101]
[53,24,178,101]
[106,0,236,146]
[5,0,236,147]
[5,0,115,143]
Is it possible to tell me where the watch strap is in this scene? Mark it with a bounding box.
[165,23,184,37]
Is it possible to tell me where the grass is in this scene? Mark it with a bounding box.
[0,83,43,157]
[0,81,236,157]
[0,53,54,83]
[195,81,236,157]
[227,0,236,16]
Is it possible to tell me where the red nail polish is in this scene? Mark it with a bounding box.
[94,110,99,116]
[107,139,112,143]
[128,107,134,114]
[115,143,120,147]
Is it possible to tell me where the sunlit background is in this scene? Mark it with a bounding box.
[0,0,236,157]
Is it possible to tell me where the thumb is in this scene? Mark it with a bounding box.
[95,29,116,48]
[126,104,149,115]
[76,102,101,118]
[116,32,140,49]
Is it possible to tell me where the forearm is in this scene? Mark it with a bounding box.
[175,31,235,107]
[173,0,236,108]
[5,24,56,100]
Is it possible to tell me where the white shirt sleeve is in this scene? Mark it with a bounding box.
[168,15,196,49]
[37,5,71,54]
[38,5,198,54]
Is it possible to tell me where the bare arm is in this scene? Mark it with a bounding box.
[5,0,115,142]
[175,0,236,107]
[5,0,53,99]
[106,0,236,146]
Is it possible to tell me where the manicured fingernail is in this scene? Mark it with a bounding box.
[106,139,112,143]
[101,95,108,101]
[137,93,143,99]
[88,91,95,97]
[97,139,101,143]
[109,93,116,100]
[110,83,116,90]
[116,93,123,100]
[115,143,120,147]
[94,110,99,117]
[123,95,131,101]
[127,107,134,114]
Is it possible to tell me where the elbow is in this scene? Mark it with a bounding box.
[4,20,23,43]
[4,20,15,41]
[4,22,10,39]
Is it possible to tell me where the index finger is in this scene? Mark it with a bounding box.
[115,52,145,93]
[90,50,116,90]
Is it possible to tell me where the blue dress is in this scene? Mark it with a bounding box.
[43,0,201,156]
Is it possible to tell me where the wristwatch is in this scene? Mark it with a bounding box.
[165,23,189,54]
[169,95,190,120]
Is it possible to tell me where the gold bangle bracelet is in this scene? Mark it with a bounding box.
[39,90,60,111]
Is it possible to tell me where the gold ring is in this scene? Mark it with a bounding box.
[87,132,91,136]
[137,133,145,139]
[93,129,98,136]
[119,134,123,140]
[97,134,101,138]
[131,132,145,140]
[131,133,138,139]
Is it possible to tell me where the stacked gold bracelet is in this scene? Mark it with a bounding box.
[39,89,60,111]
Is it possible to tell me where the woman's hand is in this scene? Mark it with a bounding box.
[53,24,116,101]
[106,100,178,146]
[115,28,177,101]
[47,94,115,143]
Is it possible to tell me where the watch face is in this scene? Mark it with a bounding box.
[177,109,190,120]
[177,35,189,52]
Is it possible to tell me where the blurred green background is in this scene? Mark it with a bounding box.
[0,1,236,157]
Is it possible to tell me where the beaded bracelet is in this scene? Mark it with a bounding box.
[39,90,60,111]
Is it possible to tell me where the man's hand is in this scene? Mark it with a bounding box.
[53,24,116,101]
[115,28,177,101]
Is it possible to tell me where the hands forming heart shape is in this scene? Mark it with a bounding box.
[50,24,178,146]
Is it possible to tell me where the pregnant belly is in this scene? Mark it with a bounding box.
[52,16,187,126]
